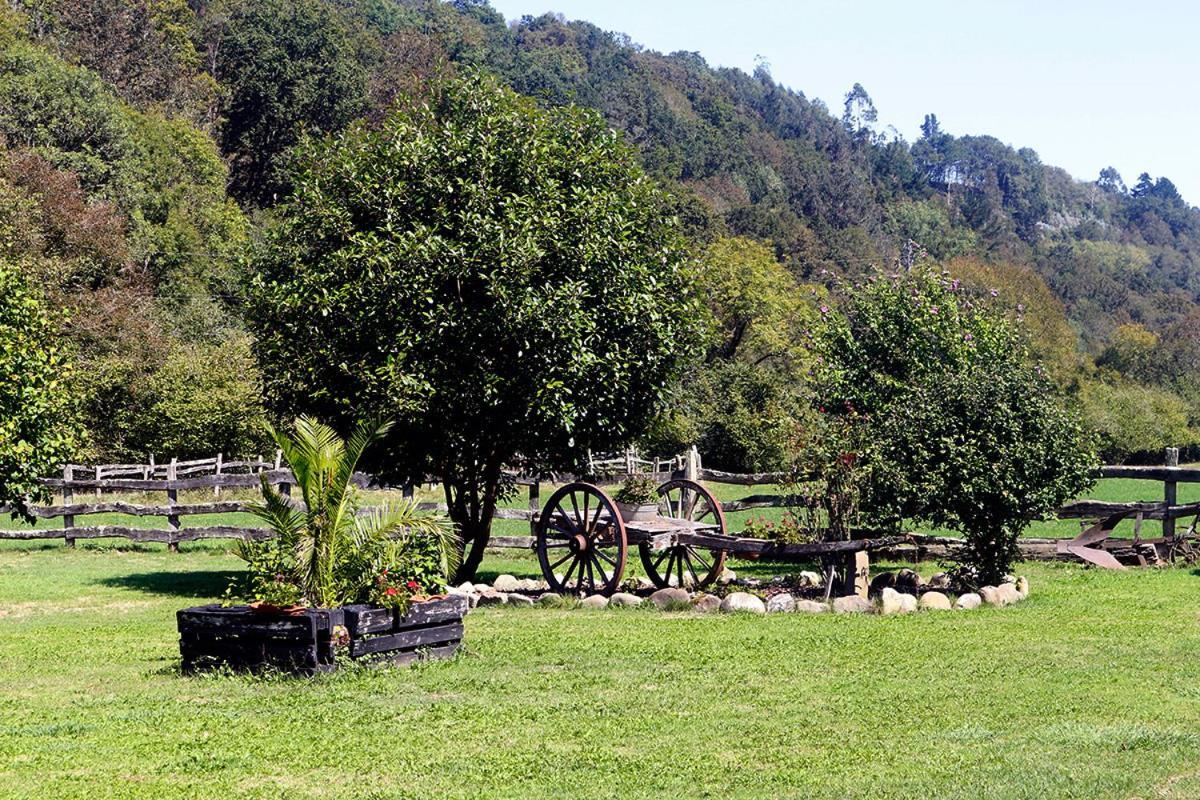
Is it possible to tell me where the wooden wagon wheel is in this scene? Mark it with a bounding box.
[639,478,727,590]
[535,482,627,596]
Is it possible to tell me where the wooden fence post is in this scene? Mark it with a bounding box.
[148,453,155,479]
[529,480,540,537]
[685,446,701,482]
[1164,447,1180,539]
[94,465,102,499]
[167,458,179,553]
[214,452,223,498]
[62,464,75,549]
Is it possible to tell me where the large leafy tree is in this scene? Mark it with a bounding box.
[250,74,700,580]
[0,257,80,518]
[204,0,371,204]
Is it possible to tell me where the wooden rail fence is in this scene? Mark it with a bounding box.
[3,447,1196,561]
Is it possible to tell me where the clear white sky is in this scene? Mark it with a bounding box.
[488,0,1200,204]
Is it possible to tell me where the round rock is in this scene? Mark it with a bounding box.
[833,595,874,614]
[765,593,797,613]
[720,592,766,614]
[918,591,952,611]
[476,591,507,606]
[506,593,534,607]
[795,599,829,614]
[954,592,982,610]
[880,587,916,615]
[996,583,1021,605]
[691,593,721,613]
[608,592,643,607]
[492,574,521,592]
[649,587,691,609]
[978,586,1003,606]
[797,570,824,588]
[580,594,609,609]
[1015,576,1030,599]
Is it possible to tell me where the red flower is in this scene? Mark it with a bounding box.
[385,587,398,597]
[406,580,420,591]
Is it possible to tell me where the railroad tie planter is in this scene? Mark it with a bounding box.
[178,594,467,676]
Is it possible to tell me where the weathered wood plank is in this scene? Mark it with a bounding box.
[349,622,464,658]
[342,596,468,636]
[0,526,273,542]
[1098,465,1200,482]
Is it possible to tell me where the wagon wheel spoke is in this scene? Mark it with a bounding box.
[689,547,714,574]
[594,547,618,568]
[548,550,575,572]
[590,552,610,586]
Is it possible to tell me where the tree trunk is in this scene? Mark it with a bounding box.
[444,460,502,584]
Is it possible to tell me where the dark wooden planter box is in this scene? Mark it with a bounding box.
[177,595,467,675]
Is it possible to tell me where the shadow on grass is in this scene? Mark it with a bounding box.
[97,570,241,598]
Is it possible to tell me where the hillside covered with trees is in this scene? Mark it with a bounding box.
[1,0,1197,465]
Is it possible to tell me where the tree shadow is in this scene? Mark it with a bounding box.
[98,570,241,598]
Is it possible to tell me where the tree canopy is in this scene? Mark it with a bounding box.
[250,74,700,579]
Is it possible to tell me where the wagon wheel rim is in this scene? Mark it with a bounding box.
[536,482,627,596]
[639,478,727,590]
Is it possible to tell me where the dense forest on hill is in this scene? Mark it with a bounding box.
[1,0,1197,464]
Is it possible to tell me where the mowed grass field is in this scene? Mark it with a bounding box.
[2,542,1200,799]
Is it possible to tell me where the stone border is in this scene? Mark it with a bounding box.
[445,571,1031,616]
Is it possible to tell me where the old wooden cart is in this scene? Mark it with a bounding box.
[533,479,903,596]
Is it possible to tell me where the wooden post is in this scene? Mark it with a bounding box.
[529,480,540,537]
[625,448,635,476]
[1164,447,1180,539]
[148,453,155,479]
[167,458,179,553]
[62,464,75,549]
[274,449,282,471]
[94,465,102,498]
[402,482,414,501]
[685,446,701,482]
[840,551,870,598]
[214,452,223,498]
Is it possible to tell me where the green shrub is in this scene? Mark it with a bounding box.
[816,267,1097,585]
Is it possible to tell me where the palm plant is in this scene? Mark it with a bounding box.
[242,416,458,608]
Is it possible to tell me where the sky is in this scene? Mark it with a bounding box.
[488,0,1200,204]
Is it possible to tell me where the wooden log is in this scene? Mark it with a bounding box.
[7,500,254,518]
[166,458,180,552]
[0,526,274,542]
[698,468,789,486]
[1098,465,1200,482]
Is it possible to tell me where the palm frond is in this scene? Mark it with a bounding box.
[354,499,460,582]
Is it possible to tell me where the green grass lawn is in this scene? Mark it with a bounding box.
[2,543,1200,799]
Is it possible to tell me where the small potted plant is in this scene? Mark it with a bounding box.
[179,416,464,675]
[614,475,661,523]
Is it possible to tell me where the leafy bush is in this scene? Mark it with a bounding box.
[816,267,1097,584]
[0,257,81,518]
[236,417,457,611]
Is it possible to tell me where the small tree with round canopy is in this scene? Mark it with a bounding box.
[249,74,701,581]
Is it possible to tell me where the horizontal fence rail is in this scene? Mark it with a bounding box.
[3,447,1197,558]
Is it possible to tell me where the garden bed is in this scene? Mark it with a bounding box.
[177,595,467,675]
